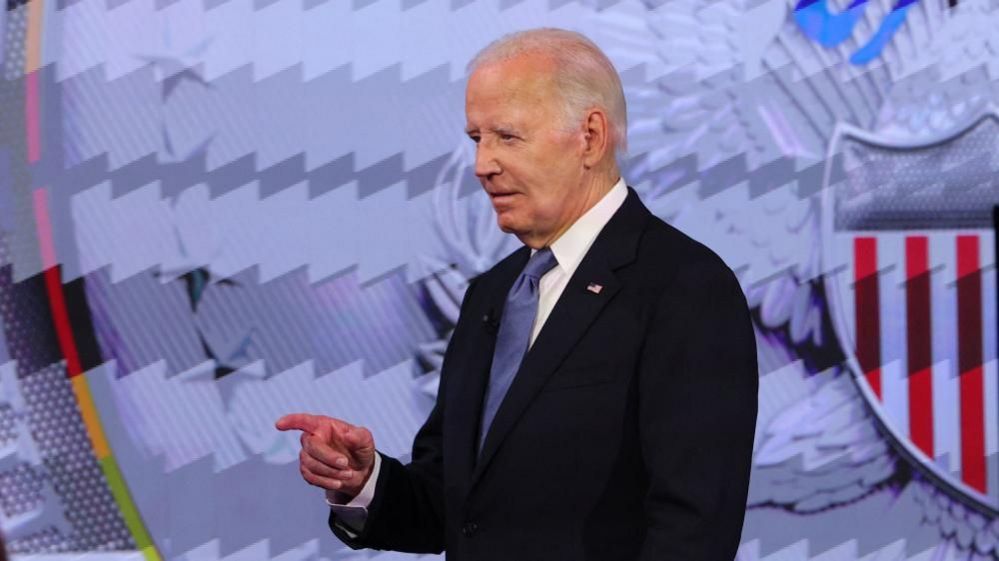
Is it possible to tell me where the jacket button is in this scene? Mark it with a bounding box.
[461,522,479,537]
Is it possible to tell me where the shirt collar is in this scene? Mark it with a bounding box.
[541,178,627,276]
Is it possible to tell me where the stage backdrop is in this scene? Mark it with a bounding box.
[0,0,997,560]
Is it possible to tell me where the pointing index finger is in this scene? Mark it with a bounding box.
[275,413,322,433]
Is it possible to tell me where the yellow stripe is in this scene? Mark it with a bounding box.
[71,375,111,459]
[141,545,162,561]
[24,0,44,73]
[101,458,156,552]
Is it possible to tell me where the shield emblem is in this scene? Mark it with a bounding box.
[821,112,999,514]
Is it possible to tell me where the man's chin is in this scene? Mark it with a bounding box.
[495,223,540,248]
[494,214,519,235]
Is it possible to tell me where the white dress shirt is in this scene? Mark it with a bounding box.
[327,178,629,534]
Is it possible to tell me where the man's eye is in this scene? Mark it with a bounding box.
[499,133,516,141]
[468,135,480,144]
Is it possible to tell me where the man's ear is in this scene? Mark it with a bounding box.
[581,108,611,169]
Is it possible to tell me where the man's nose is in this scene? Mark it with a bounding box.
[474,144,500,178]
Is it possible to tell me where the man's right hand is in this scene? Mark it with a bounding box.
[275,413,376,500]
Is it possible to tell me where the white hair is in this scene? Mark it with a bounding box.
[468,28,628,154]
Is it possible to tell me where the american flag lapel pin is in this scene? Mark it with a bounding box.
[586,282,603,295]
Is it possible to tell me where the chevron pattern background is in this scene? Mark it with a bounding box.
[0,0,997,559]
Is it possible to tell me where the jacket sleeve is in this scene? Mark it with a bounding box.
[637,257,758,561]
[329,279,480,553]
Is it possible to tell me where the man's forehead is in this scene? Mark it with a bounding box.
[466,56,558,111]
[464,88,546,129]
[469,51,559,89]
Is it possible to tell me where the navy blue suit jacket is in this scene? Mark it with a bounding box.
[330,188,758,560]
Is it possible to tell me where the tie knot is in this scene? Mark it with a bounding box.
[523,247,558,281]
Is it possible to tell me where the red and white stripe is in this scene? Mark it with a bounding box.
[849,232,997,496]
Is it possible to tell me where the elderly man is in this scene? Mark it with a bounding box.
[277,28,757,561]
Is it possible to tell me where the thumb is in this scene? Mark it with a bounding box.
[344,425,373,451]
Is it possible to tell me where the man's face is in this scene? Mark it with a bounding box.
[465,54,587,248]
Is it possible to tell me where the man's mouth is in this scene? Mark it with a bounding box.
[488,191,518,202]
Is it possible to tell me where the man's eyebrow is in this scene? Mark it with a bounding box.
[492,125,518,135]
[464,124,519,136]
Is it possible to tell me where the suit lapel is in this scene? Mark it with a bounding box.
[471,188,650,487]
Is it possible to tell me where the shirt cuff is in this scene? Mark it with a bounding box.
[325,453,381,534]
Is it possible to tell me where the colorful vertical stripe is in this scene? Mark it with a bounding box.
[854,237,882,399]
[34,189,159,558]
[24,0,44,73]
[905,236,934,458]
[25,72,42,164]
[853,232,993,495]
[957,235,986,493]
[34,189,84,378]
[24,3,162,558]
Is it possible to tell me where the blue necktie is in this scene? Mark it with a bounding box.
[479,247,558,452]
